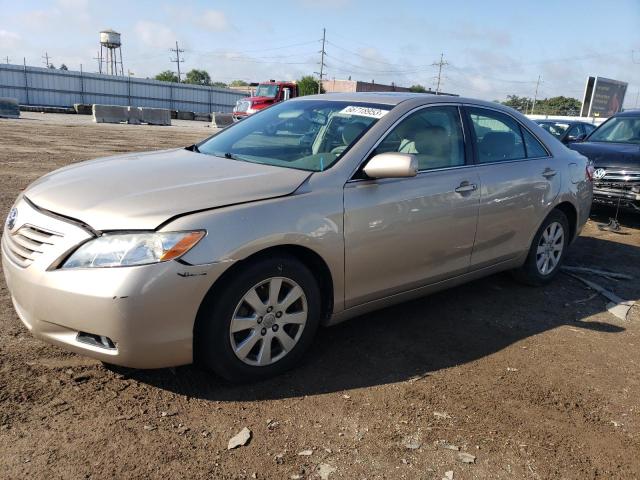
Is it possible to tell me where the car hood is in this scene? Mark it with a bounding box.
[568,141,640,169]
[246,96,275,103]
[24,148,312,231]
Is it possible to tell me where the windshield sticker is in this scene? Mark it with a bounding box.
[339,106,389,119]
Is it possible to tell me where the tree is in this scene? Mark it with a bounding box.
[59,64,68,71]
[500,95,582,115]
[230,80,249,87]
[211,81,228,88]
[184,69,212,86]
[47,64,56,69]
[409,84,428,93]
[155,70,179,83]
[501,95,531,113]
[297,76,324,96]
[537,96,581,116]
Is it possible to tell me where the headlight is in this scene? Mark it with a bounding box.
[62,231,205,269]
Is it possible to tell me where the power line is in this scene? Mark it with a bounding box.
[170,41,185,82]
[432,53,448,94]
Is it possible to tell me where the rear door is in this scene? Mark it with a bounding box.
[464,106,560,269]
[343,105,480,308]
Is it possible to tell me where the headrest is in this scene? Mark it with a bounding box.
[414,126,448,154]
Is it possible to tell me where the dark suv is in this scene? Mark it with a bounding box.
[568,110,640,212]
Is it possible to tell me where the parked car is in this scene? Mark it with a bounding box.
[568,110,640,211]
[535,119,597,144]
[232,80,298,121]
[2,93,593,381]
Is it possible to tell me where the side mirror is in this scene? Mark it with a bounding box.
[363,153,418,179]
[565,133,586,143]
[283,88,291,101]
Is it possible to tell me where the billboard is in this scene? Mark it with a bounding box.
[581,76,628,118]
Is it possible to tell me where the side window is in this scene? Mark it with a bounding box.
[468,107,526,163]
[373,106,465,171]
[567,124,585,139]
[584,124,596,136]
[522,128,549,157]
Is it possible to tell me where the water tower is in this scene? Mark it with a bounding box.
[99,29,124,76]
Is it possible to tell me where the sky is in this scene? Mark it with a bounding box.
[1,0,639,107]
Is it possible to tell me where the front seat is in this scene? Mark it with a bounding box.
[331,122,368,155]
[413,126,451,170]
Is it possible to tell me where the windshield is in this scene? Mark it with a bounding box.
[198,100,390,172]
[255,84,279,98]
[588,116,640,144]
[537,122,569,138]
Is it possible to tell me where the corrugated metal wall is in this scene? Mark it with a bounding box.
[0,64,248,113]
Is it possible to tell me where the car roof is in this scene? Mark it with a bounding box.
[292,92,505,109]
[615,109,640,117]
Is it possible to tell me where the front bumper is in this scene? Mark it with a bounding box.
[593,184,640,211]
[1,198,226,368]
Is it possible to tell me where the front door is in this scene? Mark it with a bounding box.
[343,105,480,308]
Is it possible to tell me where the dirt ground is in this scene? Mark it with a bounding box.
[1,113,639,480]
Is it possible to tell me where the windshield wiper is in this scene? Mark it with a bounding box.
[186,144,200,153]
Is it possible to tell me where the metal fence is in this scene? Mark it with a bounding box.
[0,64,248,113]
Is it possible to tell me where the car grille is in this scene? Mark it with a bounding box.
[3,224,63,268]
[594,169,640,189]
[234,100,251,113]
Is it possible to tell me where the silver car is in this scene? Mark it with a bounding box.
[2,93,593,381]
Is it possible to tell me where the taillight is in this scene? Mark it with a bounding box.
[586,164,595,181]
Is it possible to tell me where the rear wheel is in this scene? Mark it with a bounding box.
[195,255,321,382]
[512,209,569,286]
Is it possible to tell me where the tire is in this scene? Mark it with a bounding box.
[194,255,321,382]
[512,209,570,286]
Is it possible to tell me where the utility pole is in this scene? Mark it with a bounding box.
[315,28,326,94]
[170,41,185,82]
[42,52,52,68]
[432,53,448,94]
[3,56,9,64]
[531,75,542,114]
[93,51,102,73]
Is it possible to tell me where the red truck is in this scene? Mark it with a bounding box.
[232,80,298,120]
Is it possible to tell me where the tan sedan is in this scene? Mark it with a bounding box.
[2,93,593,381]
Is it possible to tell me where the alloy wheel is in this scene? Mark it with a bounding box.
[536,221,564,275]
[229,277,308,366]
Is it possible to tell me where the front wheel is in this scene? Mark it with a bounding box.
[512,209,570,286]
[195,256,321,382]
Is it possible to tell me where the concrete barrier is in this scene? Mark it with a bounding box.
[93,104,128,124]
[211,113,234,128]
[177,111,195,121]
[140,107,171,126]
[127,106,142,125]
[0,97,20,118]
[74,103,93,115]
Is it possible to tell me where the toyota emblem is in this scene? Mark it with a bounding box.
[6,207,18,231]
[593,168,606,180]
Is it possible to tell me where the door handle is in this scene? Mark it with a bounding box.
[542,168,557,178]
[455,181,478,193]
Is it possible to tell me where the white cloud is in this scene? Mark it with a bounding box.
[197,10,229,32]
[0,30,20,49]
[134,21,178,49]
